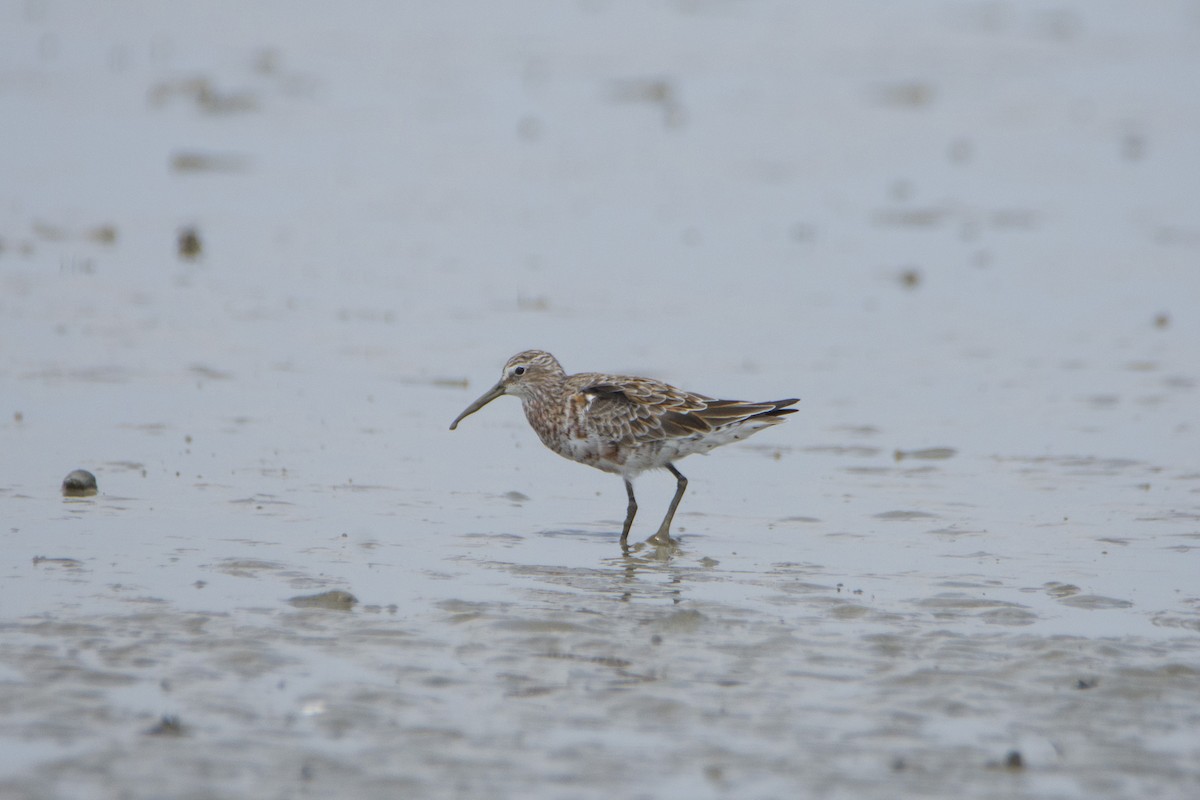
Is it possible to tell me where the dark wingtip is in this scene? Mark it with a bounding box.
[754,398,800,419]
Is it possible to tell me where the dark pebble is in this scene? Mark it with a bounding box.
[145,715,186,736]
[62,469,98,497]
[178,227,203,259]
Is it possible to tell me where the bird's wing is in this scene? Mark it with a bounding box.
[574,374,788,442]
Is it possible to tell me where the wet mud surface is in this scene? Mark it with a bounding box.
[2,2,1199,798]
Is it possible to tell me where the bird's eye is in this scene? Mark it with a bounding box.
[513,366,526,376]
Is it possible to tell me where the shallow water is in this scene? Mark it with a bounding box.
[2,2,1199,798]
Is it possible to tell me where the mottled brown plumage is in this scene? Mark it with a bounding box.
[450,350,797,547]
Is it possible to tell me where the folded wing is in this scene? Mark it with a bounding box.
[577,375,798,443]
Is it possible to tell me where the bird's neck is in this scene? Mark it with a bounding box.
[519,377,567,445]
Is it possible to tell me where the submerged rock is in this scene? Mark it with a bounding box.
[288,590,358,610]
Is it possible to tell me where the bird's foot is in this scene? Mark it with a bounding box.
[618,530,678,556]
[645,529,677,549]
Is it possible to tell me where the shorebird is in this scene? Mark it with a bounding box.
[450,350,797,547]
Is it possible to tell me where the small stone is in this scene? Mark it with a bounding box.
[288,590,358,610]
[178,227,203,260]
[145,715,186,736]
[62,469,98,497]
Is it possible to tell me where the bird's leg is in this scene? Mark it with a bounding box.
[620,479,638,547]
[651,464,687,544]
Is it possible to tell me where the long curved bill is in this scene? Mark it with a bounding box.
[449,381,506,430]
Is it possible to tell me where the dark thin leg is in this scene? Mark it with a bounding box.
[620,479,638,546]
[652,464,687,543]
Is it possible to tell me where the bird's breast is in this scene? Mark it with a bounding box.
[567,393,591,440]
